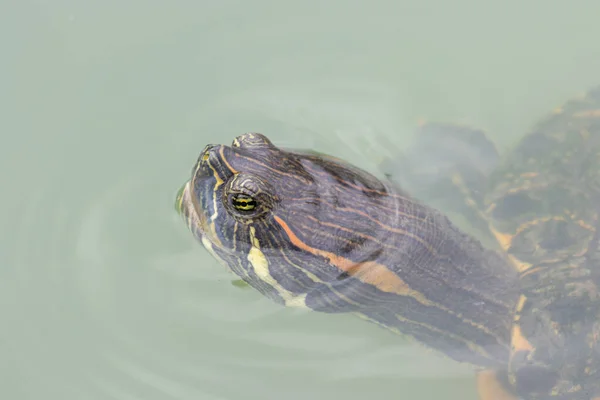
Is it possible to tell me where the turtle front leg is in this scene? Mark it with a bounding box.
[477,370,519,400]
[379,121,500,241]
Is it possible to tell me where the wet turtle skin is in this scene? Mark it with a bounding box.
[176,132,520,394]
[391,85,600,400]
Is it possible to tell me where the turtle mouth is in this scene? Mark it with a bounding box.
[175,180,208,239]
[177,178,232,268]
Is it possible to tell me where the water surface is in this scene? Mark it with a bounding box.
[3,1,600,399]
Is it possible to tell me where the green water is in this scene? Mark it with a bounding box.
[3,1,600,399]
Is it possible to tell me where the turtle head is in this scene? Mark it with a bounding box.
[177,132,396,306]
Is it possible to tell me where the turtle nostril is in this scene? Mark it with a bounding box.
[198,144,219,163]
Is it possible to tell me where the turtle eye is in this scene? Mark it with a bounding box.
[224,172,276,219]
[226,191,269,219]
[230,193,258,212]
[232,133,274,149]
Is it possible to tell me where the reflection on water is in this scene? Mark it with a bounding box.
[3,0,600,399]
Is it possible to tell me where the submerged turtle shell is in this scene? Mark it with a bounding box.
[388,86,600,400]
[485,88,600,274]
[487,87,600,400]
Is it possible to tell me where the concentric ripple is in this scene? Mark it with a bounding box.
[182,79,415,175]
[3,81,476,400]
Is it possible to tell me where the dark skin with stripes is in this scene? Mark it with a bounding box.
[177,132,521,399]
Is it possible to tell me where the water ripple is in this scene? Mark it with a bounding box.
[5,81,475,400]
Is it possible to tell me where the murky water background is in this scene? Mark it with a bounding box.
[3,1,600,399]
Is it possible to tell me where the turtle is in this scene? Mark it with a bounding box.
[175,132,521,399]
[383,85,600,400]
